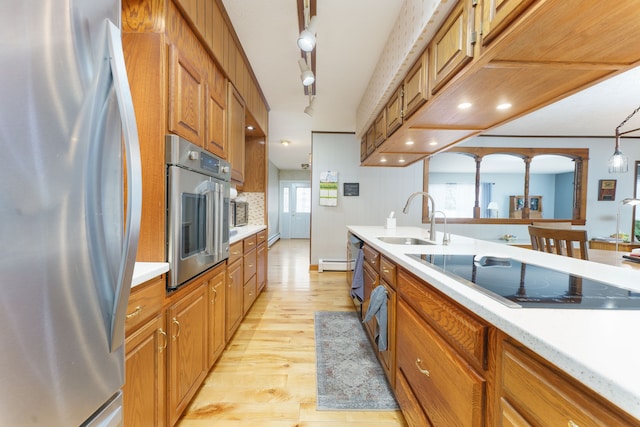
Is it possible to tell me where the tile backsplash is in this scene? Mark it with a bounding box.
[235,192,264,225]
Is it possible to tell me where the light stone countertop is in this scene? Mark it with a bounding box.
[229,224,267,244]
[132,262,169,288]
[348,225,640,420]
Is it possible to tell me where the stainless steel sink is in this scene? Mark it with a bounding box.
[376,236,435,245]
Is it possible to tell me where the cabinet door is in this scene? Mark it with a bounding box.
[378,280,396,388]
[386,86,403,137]
[481,0,534,45]
[397,300,485,427]
[366,125,376,156]
[243,274,257,315]
[167,282,208,426]
[374,110,386,147]
[168,44,205,146]
[227,82,245,183]
[256,242,267,293]
[208,267,226,368]
[430,0,475,94]
[362,262,379,338]
[403,51,428,120]
[205,62,227,158]
[124,313,166,427]
[225,258,244,340]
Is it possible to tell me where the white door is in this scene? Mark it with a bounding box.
[280,181,311,239]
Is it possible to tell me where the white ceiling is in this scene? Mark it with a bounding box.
[222,0,640,172]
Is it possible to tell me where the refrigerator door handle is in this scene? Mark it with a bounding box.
[106,19,142,352]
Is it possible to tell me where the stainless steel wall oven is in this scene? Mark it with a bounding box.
[166,134,230,290]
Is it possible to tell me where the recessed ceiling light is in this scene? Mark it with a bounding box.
[380,158,387,163]
[429,141,438,146]
[458,102,472,109]
[281,140,290,146]
[246,125,254,131]
[496,103,512,110]
[405,140,414,145]
[398,159,405,163]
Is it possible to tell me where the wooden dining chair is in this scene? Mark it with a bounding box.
[528,226,589,260]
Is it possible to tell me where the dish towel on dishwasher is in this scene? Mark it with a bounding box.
[363,285,388,351]
[350,248,364,301]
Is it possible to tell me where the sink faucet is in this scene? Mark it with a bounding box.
[432,210,450,245]
[402,192,436,241]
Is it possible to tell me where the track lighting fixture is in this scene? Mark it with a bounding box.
[304,95,316,116]
[297,15,318,52]
[298,58,315,86]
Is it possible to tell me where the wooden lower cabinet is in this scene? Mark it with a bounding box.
[226,256,244,340]
[124,312,166,427]
[396,300,485,427]
[207,264,226,368]
[498,338,639,427]
[167,281,208,426]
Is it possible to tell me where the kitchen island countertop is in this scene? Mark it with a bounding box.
[348,225,640,420]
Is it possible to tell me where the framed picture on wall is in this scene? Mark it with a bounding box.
[598,179,616,201]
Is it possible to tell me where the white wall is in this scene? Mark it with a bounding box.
[310,132,423,265]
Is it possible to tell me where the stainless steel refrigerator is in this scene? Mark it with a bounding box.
[0,1,141,425]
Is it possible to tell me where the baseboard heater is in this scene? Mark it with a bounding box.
[318,258,353,272]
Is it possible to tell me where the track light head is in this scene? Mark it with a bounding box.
[304,96,316,116]
[297,16,318,52]
[298,58,315,86]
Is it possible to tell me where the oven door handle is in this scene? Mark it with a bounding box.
[204,181,215,257]
[214,181,224,260]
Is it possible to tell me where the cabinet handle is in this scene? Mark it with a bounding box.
[248,263,254,268]
[382,267,390,274]
[211,288,217,303]
[126,305,142,319]
[158,328,167,353]
[232,250,241,255]
[172,317,181,340]
[568,422,579,427]
[415,358,430,377]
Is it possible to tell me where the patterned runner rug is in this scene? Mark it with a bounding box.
[314,311,398,411]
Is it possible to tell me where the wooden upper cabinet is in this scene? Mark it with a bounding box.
[481,0,535,45]
[366,125,376,156]
[385,86,403,137]
[227,82,245,183]
[205,60,227,158]
[374,110,386,147]
[403,51,429,120]
[168,44,205,147]
[430,0,476,94]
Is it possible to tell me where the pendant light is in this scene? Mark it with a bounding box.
[609,104,640,173]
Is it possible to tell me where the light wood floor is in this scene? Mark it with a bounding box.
[177,238,407,426]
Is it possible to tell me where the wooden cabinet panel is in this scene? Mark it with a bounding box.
[225,258,244,340]
[167,281,208,427]
[378,279,396,387]
[403,51,428,120]
[243,248,257,282]
[366,125,375,156]
[500,340,638,427]
[125,276,164,334]
[398,268,487,370]
[481,0,535,45]
[397,300,485,427]
[205,60,227,159]
[362,244,380,271]
[228,241,243,265]
[360,135,368,162]
[207,266,226,368]
[243,234,257,252]
[362,262,379,328]
[386,86,403,137]
[256,240,267,293]
[168,44,205,146]
[430,0,475,93]
[227,82,245,183]
[395,369,432,427]
[374,110,386,147]
[380,256,397,288]
[124,312,166,427]
[243,274,257,315]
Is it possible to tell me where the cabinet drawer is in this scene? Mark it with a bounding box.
[125,276,164,334]
[243,249,257,280]
[243,274,257,315]
[362,245,380,271]
[397,301,485,427]
[395,369,432,427]
[500,340,638,426]
[256,229,267,245]
[398,268,487,369]
[380,256,396,288]
[243,234,257,252]
[228,241,243,264]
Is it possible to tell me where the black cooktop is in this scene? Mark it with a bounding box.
[407,254,640,309]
